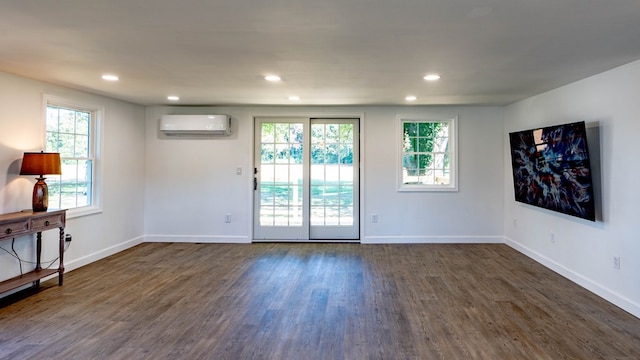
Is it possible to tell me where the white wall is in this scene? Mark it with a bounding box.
[3,61,637,319]
[504,59,640,318]
[0,72,146,290]
[144,106,505,244]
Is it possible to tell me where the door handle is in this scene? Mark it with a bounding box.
[254,177,257,191]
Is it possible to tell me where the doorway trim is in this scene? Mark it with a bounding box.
[249,111,365,243]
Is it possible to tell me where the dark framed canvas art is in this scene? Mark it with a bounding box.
[509,121,596,221]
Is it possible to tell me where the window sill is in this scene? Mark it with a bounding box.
[62,206,102,220]
[398,185,459,192]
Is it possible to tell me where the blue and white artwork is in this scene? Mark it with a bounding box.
[509,121,596,221]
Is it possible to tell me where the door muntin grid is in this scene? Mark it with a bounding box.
[310,123,355,226]
[259,122,304,227]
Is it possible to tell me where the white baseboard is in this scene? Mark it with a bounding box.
[144,234,251,244]
[362,235,505,244]
[65,235,145,272]
[505,237,640,319]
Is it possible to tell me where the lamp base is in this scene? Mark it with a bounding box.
[32,177,49,212]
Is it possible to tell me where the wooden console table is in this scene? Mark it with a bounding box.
[0,209,66,294]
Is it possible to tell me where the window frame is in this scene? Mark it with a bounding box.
[43,94,103,218]
[397,115,458,192]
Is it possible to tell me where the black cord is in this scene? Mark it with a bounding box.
[11,238,23,275]
[0,238,70,271]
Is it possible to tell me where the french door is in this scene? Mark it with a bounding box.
[253,117,359,241]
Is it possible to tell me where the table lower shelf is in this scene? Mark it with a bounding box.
[0,269,59,293]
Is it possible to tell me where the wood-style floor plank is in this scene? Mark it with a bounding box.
[0,243,639,359]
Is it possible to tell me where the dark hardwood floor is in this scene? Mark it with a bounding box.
[1,243,638,359]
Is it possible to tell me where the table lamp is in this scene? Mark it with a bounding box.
[19,151,61,212]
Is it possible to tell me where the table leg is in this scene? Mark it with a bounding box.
[35,231,42,287]
[59,227,65,286]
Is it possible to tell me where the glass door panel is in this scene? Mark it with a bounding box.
[309,120,359,239]
[254,117,359,241]
[254,119,308,240]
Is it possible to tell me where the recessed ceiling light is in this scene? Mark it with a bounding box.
[167,95,180,101]
[405,95,417,101]
[423,74,441,81]
[101,74,119,81]
[265,75,282,82]
[289,95,300,101]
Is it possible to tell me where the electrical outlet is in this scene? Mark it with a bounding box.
[225,214,231,223]
[613,256,621,270]
[550,232,556,243]
[236,167,242,175]
[372,214,379,223]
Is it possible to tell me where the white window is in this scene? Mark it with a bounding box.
[44,95,102,216]
[398,115,458,191]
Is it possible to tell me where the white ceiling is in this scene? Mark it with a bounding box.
[2,0,640,106]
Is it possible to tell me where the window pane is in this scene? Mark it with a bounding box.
[311,185,325,205]
[340,124,354,143]
[273,165,289,182]
[274,185,289,206]
[434,170,450,185]
[339,145,353,164]
[261,144,275,163]
[260,206,275,226]
[418,137,431,152]
[339,165,353,182]
[289,206,302,226]
[46,108,59,132]
[404,122,418,136]
[290,144,303,164]
[325,144,339,164]
[261,123,275,143]
[311,144,325,164]
[58,109,76,133]
[47,175,61,209]
[75,134,89,158]
[57,134,75,157]
[400,119,456,190]
[433,137,449,152]
[45,103,96,209]
[75,183,90,207]
[290,123,303,144]
[418,154,432,170]
[311,124,324,143]
[261,184,275,206]
[78,159,92,182]
[275,123,290,143]
[325,206,340,225]
[311,165,325,184]
[339,206,354,225]
[311,207,325,226]
[274,144,289,163]
[433,154,448,171]
[325,124,339,143]
[46,132,59,153]
[76,113,90,135]
[261,165,275,182]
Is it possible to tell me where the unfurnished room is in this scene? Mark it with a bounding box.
[0,1,639,359]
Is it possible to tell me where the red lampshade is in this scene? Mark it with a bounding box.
[20,152,61,176]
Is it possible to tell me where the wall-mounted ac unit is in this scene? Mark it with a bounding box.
[160,115,231,136]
